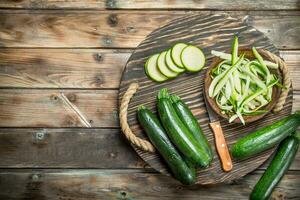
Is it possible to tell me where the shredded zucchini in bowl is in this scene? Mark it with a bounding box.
[208,36,281,124]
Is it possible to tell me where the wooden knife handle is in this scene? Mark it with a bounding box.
[209,121,233,172]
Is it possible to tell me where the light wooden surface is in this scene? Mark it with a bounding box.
[0,1,299,199]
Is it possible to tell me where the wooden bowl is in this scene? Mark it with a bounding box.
[204,48,281,123]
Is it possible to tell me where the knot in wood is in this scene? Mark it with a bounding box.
[107,14,118,27]
[103,37,113,45]
[105,0,117,9]
[50,94,59,102]
[94,74,103,86]
[66,93,76,102]
[35,132,45,140]
[94,53,103,62]
[31,174,41,181]
[126,26,135,33]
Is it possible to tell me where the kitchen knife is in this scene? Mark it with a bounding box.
[203,93,233,172]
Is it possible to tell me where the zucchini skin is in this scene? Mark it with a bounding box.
[170,95,213,162]
[157,89,211,167]
[231,112,300,159]
[137,106,196,185]
[250,134,299,200]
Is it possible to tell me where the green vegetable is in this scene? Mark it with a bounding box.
[180,45,205,72]
[211,50,278,69]
[165,49,185,73]
[157,88,211,168]
[252,47,270,84]
[170,94,213,160]
[209,37,281,124]
[250,132,300,200]
[231,111,300,159]
[231,35,239,65]
[145,43,206,82]
[137,106,196,185]
[157,51,178,78]
[144,54,168,82]
[171,43,187,68]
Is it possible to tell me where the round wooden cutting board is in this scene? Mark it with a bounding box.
[118,13,293,184]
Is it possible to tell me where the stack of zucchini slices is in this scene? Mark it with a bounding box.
[145,43,206,82]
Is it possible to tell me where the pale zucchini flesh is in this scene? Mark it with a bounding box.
[145,54,168,82]
[171,43,187,68]
[180,45,205,72]
[157,51,178,78]
[165,49,185,73]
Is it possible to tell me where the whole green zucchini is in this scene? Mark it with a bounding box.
[137,106,196,185]
[231,111,300,159]
[157,88,211,168]
[170,94,213,161]
[250,132,300,200]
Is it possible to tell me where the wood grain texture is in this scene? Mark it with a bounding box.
[119,13,294,184]
[0,49,129,89]
[0,89,118,127]
[0,89,298,128]
[0,0,299,10]
[0,128,298,170]
[0,49,298,89]
[0,11,299,49]
[0,48,300,90]
[0,128,144,168]
[0,169,299,200]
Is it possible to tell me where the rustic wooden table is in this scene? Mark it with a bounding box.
[0,1,299,199]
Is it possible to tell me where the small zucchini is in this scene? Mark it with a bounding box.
[137,106,196,185]
[231,111,300,160]
[157,88,211,168]
[170,94,213,161]
[250,132,300,200]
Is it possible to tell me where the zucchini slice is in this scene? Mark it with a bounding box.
[181,45,205,72]
[157,51,178,78]
[145,54,168,82]
[165,49,185,73]
[171,43,187,68]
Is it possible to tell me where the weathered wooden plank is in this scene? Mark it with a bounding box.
[0,128,298,170]
[0,89,118,127]
[281,51,300,89]
[0,49,298,89]
[0,11,299,49]
[0,169,299,200]
[0,49,129,89]
[0,128,144,168]
[0,0,298,10]
[0,89,299,128]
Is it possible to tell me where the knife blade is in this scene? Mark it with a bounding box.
[203,93,233,172]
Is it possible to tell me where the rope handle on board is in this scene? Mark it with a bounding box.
[119,50,290,153]
[119,83,156,152]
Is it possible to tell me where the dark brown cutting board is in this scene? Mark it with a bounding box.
[118,13,293,184]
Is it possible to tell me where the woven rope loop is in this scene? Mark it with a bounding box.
[119,83,155,152]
